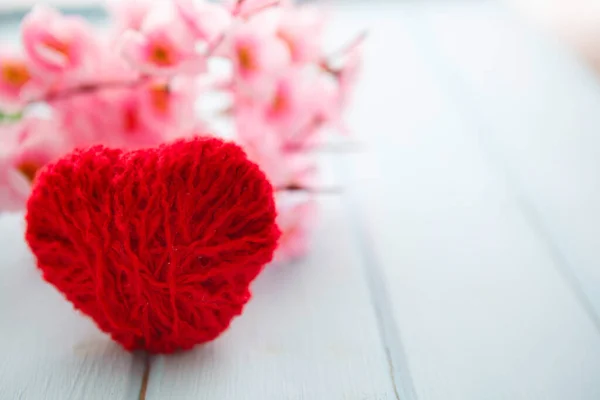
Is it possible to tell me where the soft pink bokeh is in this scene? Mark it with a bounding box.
[120,3,206,76]
[21,5,98,78]
[0,118,67,211]
[0,1,363,262]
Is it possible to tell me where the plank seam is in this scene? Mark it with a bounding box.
[137,353,152,400]
[337,157,418,400]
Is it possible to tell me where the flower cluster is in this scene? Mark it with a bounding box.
[0,0,363,262]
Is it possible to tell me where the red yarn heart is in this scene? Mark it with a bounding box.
[26,137,280,353]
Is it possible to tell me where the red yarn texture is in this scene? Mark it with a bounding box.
[26,137,280,353]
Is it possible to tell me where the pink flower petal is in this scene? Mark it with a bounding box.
[107,0,154,33]
[274,198,317,263]
[174,0,232,43]
[0,117,68,212]
[277,7,325,64]
[21,5,97,78]
[0,51,37,110]
[119,5,207,76]
[231,22,290,84]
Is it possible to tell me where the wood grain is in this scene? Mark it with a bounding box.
[0,213,145,400]
[422,2,600,328]
[340,4,600,399]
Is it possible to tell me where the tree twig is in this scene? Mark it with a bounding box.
[241,0,281,18]
[28,78,147,105]
[277,184,343,194]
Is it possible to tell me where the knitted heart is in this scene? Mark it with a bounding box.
[26,137,280,353]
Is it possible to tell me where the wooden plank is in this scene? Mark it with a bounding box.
[145,10,396,399]
[144,196,396,400]
[341,5,600,399]
[421,2,600,324]
[0,212,145,400]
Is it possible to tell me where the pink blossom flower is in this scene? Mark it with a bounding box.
[55,87,166,150]
[243,128,312,188]
[21,5,98,78]
[120,3,206,76]
[1,0,361,262]
[0,117,67,212]
[240,129,288,187]
[137,76,198,140]
[10,119,66,178]
[89,41,141,84]
[274,199,317,263]
[174,0,232,44]
[251,67,330,148]
[337,44,363,108]
[230,21,290,85]
[314,41,363,135]
[234,102,317,190]
[53,75,198,151]
[263,67,314,130]
[0,157,30,213]
[312,73,348,135]
[111,90,168,147]
[276,7,324,64]
[106,0,154,33]
[224,0,292,16]
[0,51,36,110]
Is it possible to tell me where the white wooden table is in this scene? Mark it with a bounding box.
[2,1,600,399]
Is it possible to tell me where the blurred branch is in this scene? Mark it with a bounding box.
[330,30,368,59]
[28,78,147,105]
[277,184,343,194]
[241,0,281,18]
[322,30,368,74]
[285,141,365,154]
